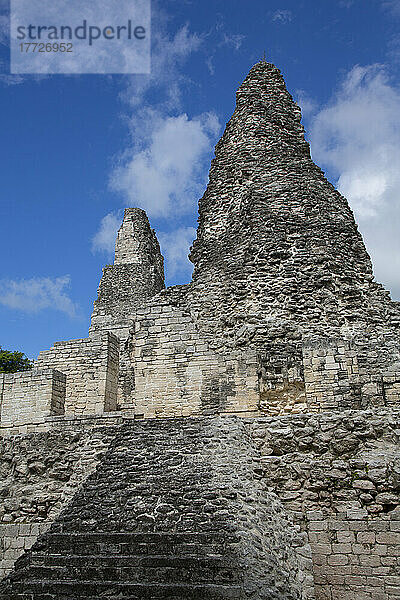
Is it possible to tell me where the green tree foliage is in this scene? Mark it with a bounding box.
[0,346,33,373]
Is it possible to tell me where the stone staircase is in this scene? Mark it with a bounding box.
[1,532,241,599]
[0,418,245,599]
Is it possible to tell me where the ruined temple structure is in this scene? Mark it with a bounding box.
[1,62,400,599]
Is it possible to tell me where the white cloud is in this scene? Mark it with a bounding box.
[271,9,293,23]
[221,33,245,51]
[295,89,318,117]
[309,64,400,299]
[91,211,122,255]
[364,226,400,300]
[158,227,196,280]
[204,18,245,76]
[0,276,79,317]
[206,55,215,76]
[96,16,226,282]
[123,24,202,111]
[310,65,400,218]
[93,20,214,278]
[110,111,220,219]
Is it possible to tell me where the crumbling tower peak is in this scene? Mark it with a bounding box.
[90,206,165,334]
[114,207,163,273]
[232,60,307,152]
[188,60,395,351]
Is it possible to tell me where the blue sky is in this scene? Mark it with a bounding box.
[1,0,400,359]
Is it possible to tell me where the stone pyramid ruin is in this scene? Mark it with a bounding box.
[1,61,400,600]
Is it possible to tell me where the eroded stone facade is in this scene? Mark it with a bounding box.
[250,410,400,600]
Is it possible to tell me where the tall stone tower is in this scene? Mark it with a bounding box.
[184,61,400,411]
[91,207,165,336]
[90,207,165,407]
[188,62,398,346]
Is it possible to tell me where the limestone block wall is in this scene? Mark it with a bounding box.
[0,375,4,421]
[110,324,135,410]
[114,208,165,275]
[36,332,119,416]
[89,208,165,335]
[91,320,136,411]
[303,338,361,411]
[89,208,166,413]
[0,412,125,438]
[303,337,400,412]
[0,426,117,579]
[132,298,259,418]
[0,369,65,428]
[249,409,400,600]
[381,373,400,405]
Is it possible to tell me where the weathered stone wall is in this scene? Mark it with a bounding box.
[132,294,259,418]
[90,208,164,331]
[0,376,3,415]
[0,412,125,438]
[2,60,400,599]
[303,338,360,410]
[89,263,164,333]
[255,334,400,416]
[0,417,314,599]
[49,61,400,423]
[4,61,400,426]
[114,207,164,273]
[257,341,306,415]
[0,370,65,428]
[303,337,400,412]
[249,409,400,600]
[89,207,165,409]
[0,425,116,579]
[36,332,119,416]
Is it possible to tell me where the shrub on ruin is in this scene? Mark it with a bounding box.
[0,347,33,373]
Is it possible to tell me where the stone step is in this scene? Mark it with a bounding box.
[31,532,239,556]
[0,580,243,599]
[13,562,238,585]
[55,523,232,535]
[0,597,242,600]
[39,532,235,543]
[29,552,228,568]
